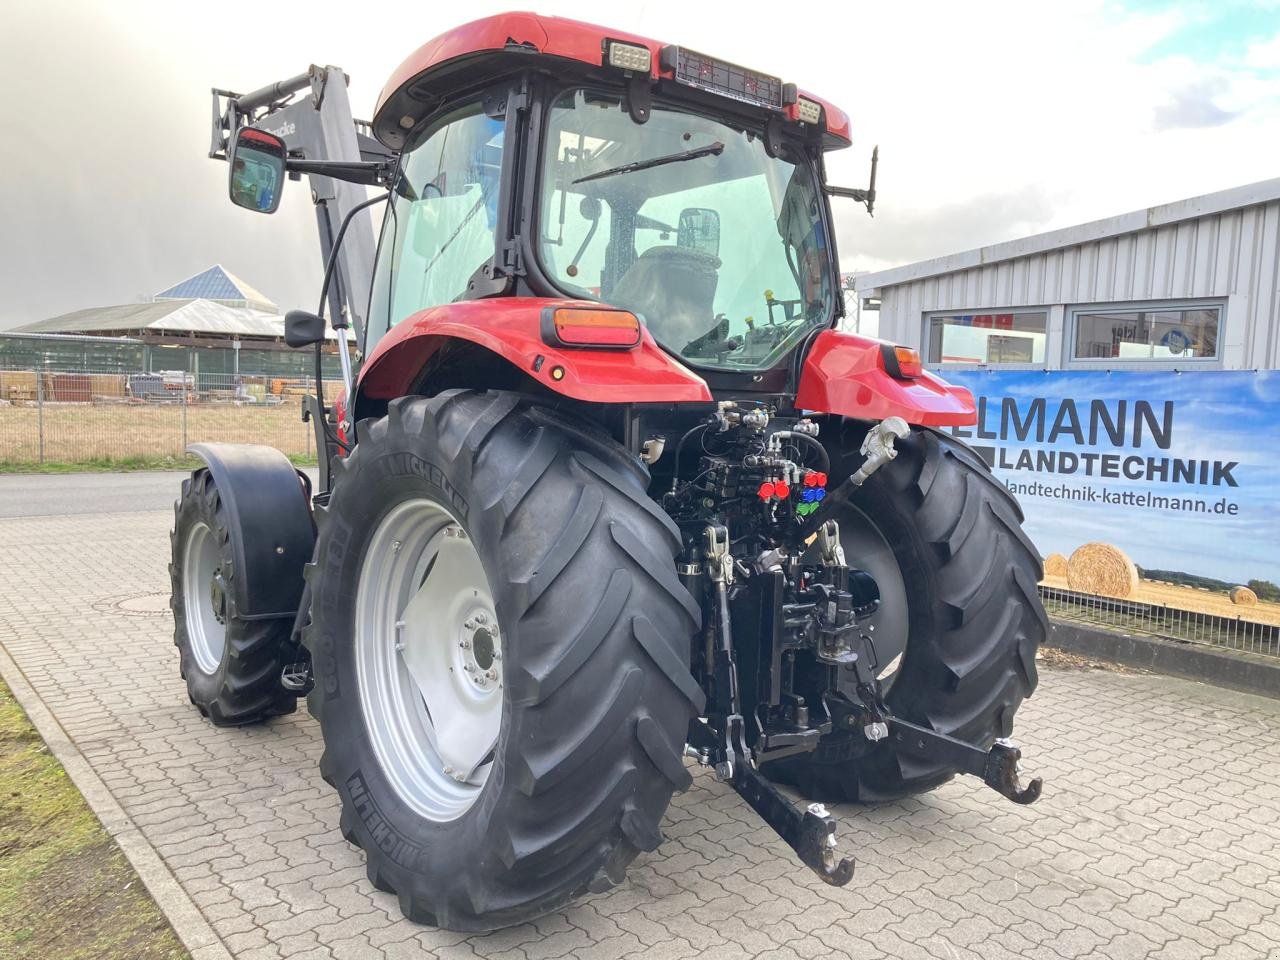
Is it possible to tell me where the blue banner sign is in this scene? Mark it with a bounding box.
[939,370,1280,589]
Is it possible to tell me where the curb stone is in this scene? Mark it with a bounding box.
[0,643,234,960]
[1049,619,1280,700]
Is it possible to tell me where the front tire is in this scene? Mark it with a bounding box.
[766,428,1047,801]
[169,469,298,726]
[303,391,702,931]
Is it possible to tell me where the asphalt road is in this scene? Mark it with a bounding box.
[0,468,319,519]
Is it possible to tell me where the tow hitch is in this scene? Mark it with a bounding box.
[691,710,1041,887]
[690,509,1042,887]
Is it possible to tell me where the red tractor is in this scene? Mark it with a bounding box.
[172,13,1045,931]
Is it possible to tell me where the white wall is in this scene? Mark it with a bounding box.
[873,199,1280,370]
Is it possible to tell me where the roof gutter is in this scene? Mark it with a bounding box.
[856,175,1280,294]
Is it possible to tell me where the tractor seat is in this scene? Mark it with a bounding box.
[610,246,720,349]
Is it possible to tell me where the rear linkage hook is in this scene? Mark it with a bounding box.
[983,738,1043,805]
[728,759,855,886]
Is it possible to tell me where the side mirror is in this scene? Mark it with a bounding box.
[229,127,287,214]
[284,309,326,348]
[677,207,720,259]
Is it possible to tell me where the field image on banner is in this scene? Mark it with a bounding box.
[942,370,1280,610]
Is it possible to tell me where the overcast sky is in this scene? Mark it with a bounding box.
[1,0,1277,329]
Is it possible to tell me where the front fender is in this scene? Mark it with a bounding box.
[187,443,314,620]
[359,298,712,403]
[796,331,977,427]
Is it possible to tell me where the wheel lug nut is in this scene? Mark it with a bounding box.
[485,669,498,680]
[475,612,488,625]
[459,639,470,649]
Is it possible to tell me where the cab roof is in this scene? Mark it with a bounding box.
[373,12,852,152]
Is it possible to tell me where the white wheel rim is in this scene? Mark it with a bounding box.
[837,507,910,688]
[182,520,228,674]
[355,498,503,821]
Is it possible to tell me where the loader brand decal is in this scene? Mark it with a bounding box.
[940,370,1280,586]
[264,120,296,139]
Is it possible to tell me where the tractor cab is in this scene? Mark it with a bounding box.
[361,13,863,381]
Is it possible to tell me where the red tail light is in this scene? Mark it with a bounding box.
[543,307,642,349]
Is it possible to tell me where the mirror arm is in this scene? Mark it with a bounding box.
[285,158,394,187]
[825,184,875,217]
[823,145,878,216]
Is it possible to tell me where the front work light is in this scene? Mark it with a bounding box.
[545,307,643,349]
[606,40,652,73]
[796,97,822,125]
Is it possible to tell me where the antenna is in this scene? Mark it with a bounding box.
[865,145,878,216]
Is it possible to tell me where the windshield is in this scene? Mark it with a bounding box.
[538,89,835,371]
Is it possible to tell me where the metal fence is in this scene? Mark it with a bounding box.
[0,367,342,466]
[0,331,346,379]
[1040,585,1280,660]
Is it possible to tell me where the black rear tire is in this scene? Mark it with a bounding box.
[169,469,298,726]
[765,427,1046,802]
[303,390,702,931]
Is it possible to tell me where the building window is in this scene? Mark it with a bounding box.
[926,310,1048,365]
[1070,301,1222,362]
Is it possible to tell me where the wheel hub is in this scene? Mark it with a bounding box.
[355,499,504,822]
[458,614,501,688]
[209,571,228,625]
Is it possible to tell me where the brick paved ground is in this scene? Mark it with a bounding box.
[1,500,1278,960]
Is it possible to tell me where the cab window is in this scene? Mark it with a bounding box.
[368,103,505,340]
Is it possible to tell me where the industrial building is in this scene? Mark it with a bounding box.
[5,265,339,377]
[855,177,1280,371]
[849,177,1280,607]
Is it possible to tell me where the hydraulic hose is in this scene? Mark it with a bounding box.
[669,421,712,493]
[312,191,391,410]
[772,430,830,475]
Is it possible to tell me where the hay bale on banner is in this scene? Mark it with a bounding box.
[1230,586,1259,606]
[1043,553,1069,577]
[1066,542,1139,598]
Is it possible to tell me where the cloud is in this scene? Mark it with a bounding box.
[839,184,1059,274]
[1244,31,1280,69]
[1153,79,1240,129]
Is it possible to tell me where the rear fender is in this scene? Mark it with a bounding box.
[796,330,977,427]
[358,298,711,403]
[187,443,315,620]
